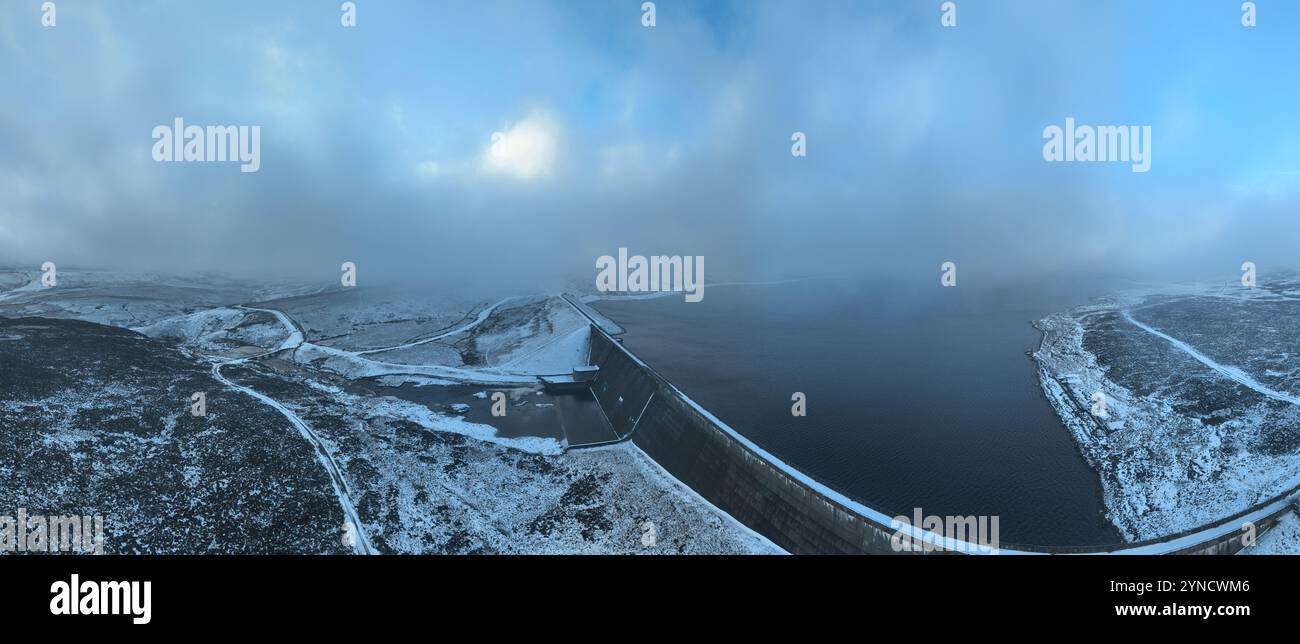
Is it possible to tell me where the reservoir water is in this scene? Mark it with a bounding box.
[592,278,1124,547]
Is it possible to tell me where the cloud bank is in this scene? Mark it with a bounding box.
[2,0,1300,289]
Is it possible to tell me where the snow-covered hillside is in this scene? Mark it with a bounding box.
[1034,279,1300,546]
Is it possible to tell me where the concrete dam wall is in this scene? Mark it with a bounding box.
[574,301,1300,555]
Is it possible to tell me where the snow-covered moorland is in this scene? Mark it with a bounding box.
[1034,278,1300,548]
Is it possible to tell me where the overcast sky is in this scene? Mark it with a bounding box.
[3,1,1299,288]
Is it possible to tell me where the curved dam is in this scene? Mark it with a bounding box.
[568,295,1300,555]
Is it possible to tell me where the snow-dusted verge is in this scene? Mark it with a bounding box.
[624,440,782,553]
[492,323,589,372]
[310,379,563,456]
[1034,298,1300,543]
[1244,511,1300,554]
[135,307,244,340]
[372,375,456,387]
[293,341,538,384]
[135,307,289,354]
[365,296,592,373]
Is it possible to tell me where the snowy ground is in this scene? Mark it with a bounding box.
[0,267,777,554]
[221,359,773,553]
[1245,511,1300,555]
[0,317,348,554]
[0,267,320,328]
[1034,276,1300,548]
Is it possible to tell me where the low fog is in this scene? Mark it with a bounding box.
[3,0,1300,291]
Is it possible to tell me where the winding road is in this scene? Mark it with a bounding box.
[1122,310,1300,406]
[212,305,374,555]
[208,297,534,554]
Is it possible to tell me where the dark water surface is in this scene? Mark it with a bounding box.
[593,279,1125,547]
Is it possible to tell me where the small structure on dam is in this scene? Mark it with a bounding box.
[538,365,600,393]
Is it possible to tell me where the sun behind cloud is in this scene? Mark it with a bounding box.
[480,112,559,181]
